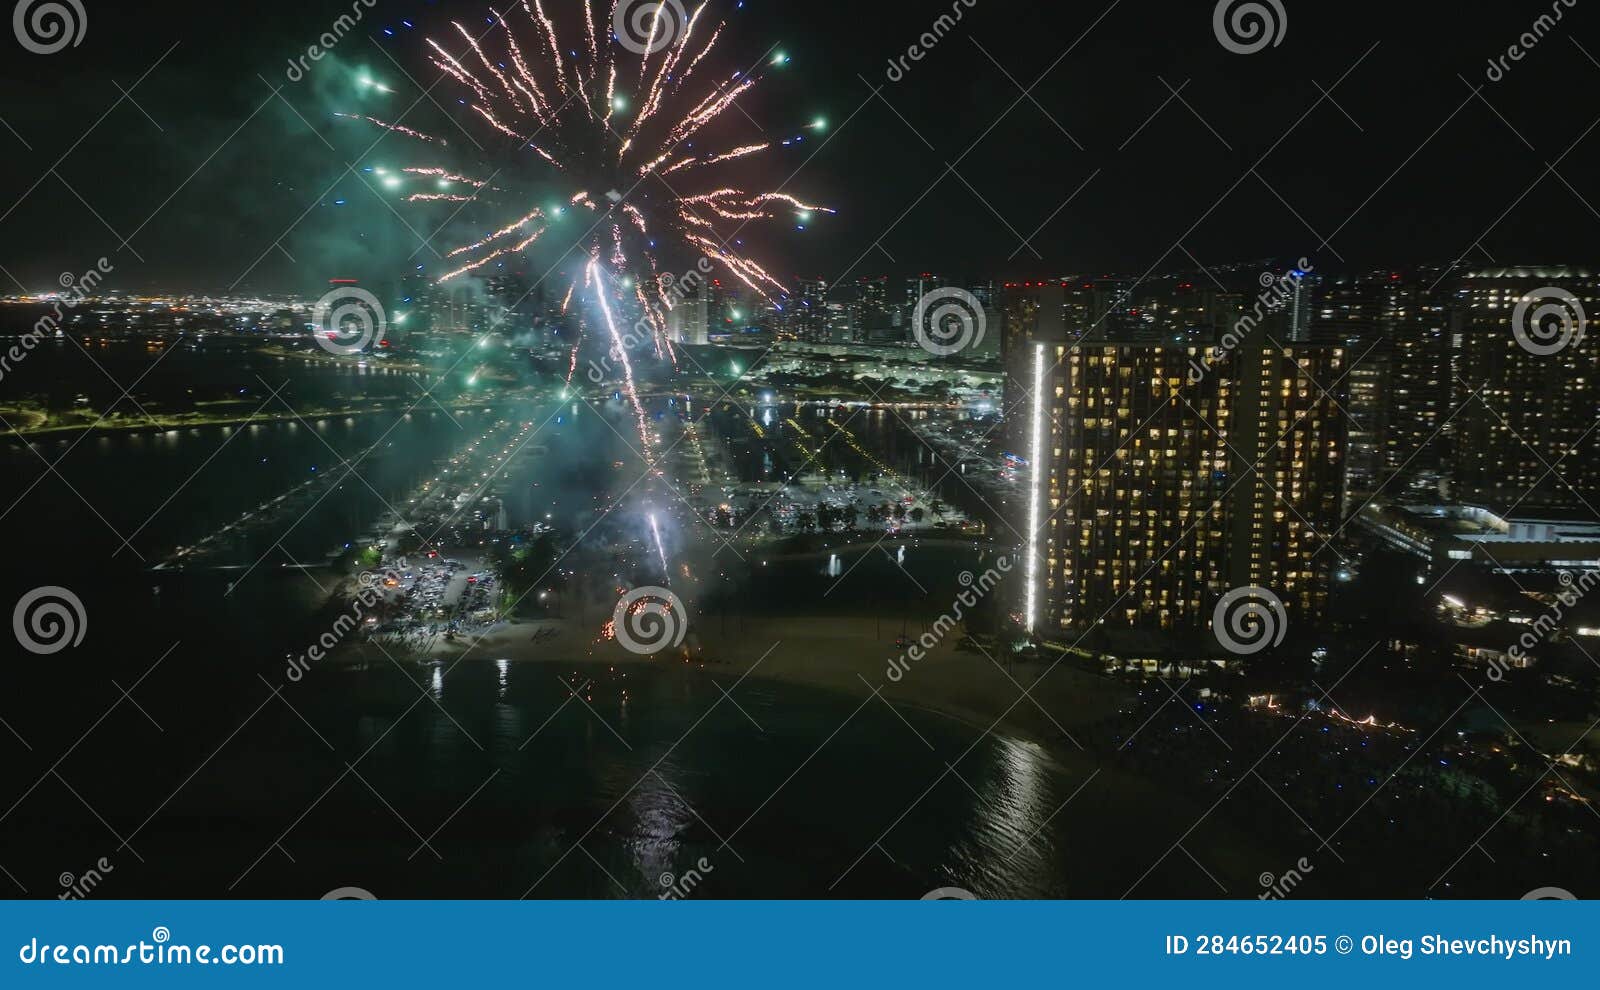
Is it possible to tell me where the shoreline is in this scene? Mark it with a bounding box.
[1,397,515,444]
[341,610,1122,757]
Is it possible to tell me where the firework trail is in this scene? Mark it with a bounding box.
[649,511,670,579]
[588,254,653,465]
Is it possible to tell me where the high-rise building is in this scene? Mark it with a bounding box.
[1380,280,1450,493]
[850,276,890,343]
[904,273,949,313]
[395,274,436,344]
[1026,334,1346,640]
[793,277,829,342]
[826,302,852,343]
[708,279,743,332]
[1286,269,1316,342]
[486,272,533,335]
[1447,268,1599,511]
[966,278,996,308]
[666,283,710,345]
[1000,282,1069,454]
[1320,271,1450,507]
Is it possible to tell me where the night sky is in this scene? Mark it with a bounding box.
[0,0,1596,293]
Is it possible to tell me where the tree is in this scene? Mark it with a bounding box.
[910,507,925,524]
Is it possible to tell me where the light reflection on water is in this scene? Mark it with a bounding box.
[206,661,1100,899]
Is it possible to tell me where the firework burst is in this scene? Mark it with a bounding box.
[343,1,831,456]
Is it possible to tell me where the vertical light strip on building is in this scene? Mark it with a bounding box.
[1026,343,1045,634]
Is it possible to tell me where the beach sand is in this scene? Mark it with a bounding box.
[353,611,1125,750]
